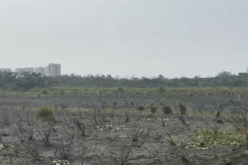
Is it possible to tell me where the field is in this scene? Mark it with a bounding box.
[1,89,248,165]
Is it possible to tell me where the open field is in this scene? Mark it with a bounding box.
[1,92,248,164]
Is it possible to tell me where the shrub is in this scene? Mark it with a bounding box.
[36,107,55,123]
[137,105,145,111]
[162,104,173,114]
[157,86,166,93]
[177,101,187,115]
[160,99,173,114]
[146,102,158,114]
[42,90,48,95]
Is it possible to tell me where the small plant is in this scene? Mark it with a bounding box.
[146,102,158,114]
[130,126,144,143]
[36,107,55,123]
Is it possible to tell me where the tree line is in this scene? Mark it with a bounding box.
[0,71,248,90]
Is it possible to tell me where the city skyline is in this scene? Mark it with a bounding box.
[0,63,61,77]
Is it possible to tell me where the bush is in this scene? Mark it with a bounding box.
[157,86,166,93]
[177,101,187,115]
[36,107,55,123]
[42,90,48,95]
[146,102,158,114]
[162,104,173,114]
[160,99,173,114]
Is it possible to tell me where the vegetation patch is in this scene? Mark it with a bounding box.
[188,129,245,149]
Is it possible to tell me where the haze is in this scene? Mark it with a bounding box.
[1,0,248,78]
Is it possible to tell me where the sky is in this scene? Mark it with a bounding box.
[0,0,248,78]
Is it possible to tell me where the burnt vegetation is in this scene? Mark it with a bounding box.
[0,94,248,164]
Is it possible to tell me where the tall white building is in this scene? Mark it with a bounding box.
[48,63,61,77]
[0,68,12,72]
[44,63,61,77]
[35,67,45,76]
[44,66,49,76]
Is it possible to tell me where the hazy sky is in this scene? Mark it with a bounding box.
[1,0,248,78]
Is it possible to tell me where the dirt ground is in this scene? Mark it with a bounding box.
[0,95,248,165]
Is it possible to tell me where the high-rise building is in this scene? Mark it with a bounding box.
[44,63,61,77]
[0,68,12,72]
[35,67,45,76]
[44,66,49,76]
[47,63,61,77]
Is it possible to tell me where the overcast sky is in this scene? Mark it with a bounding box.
[1,0,248,78]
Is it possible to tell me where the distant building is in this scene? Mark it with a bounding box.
[15,67,34,73]
[44,66,49,76]
[24,68,34,73]
[43,63,61,77]
[35,67,45,76]
[47,63,61,77]
[15,68,25,73]
[0,68,12,72]
[6,64,61,77]
[239,73,248,76]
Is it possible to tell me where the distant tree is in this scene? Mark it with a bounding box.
[217,71,233,78]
